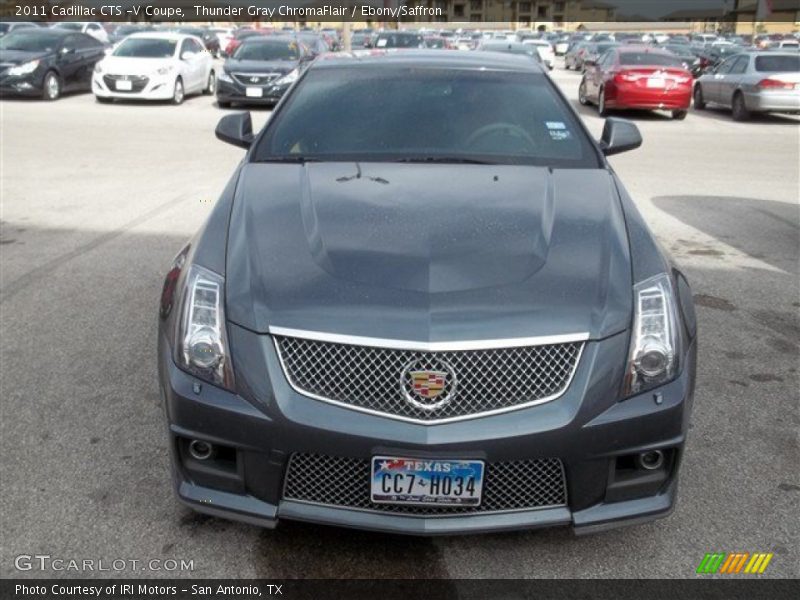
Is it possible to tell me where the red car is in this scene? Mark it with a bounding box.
[579,47,693,120]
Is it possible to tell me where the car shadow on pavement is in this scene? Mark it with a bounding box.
[569,99,675,122]
[652,195,799,273]
[688,106,800,125]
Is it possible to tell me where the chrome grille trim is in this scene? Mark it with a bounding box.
[282,453,568,516]
[271,328,586,424]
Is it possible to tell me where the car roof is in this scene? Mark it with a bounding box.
[11,28,70,37]
[127,31,196,41]
[311,49,545,73]
[616,46,671,55]
[240,35,298,44]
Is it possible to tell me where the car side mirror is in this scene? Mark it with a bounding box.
[599,117,642,156]
[216,112,254,149]
[61,47,75,55]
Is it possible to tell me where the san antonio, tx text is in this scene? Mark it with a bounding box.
[195,4,443,18]
[15,584,279,596]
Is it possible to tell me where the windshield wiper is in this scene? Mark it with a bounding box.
[394,156,498,165]
[256,156,322,164]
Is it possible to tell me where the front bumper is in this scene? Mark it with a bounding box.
[159,324,695,535]
[216,77,290,105]
[0,70,45,97]
[92,73,175,100]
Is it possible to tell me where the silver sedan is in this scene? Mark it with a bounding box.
[693,51,800,120]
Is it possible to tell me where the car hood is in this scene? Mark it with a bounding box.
[0,49,50,65]
[223,58,297,74]
[225,163,632,342]
[99,55,175,75]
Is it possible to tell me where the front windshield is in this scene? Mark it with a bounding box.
[619,52,684,67]
[113,38,177,58]
[233,40,299,61]
[0,31,61,52]
[255,67,598,168]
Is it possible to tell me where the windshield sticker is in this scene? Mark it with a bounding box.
[546,121,567,130]
[549,129,573,141]
[376,39,388,47]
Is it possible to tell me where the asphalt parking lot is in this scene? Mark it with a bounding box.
[1,59,798,579]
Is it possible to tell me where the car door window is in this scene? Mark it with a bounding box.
[716,58,736,74]
[62,35,79,54]
[729,56,749,75]
[188,39,204,54]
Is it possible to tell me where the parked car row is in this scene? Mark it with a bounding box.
[576,45,799,122]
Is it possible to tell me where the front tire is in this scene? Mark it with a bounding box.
[42,71,61,101]
[693,85,706,110]
[731,92,750,121]
[172,77,184,105]
[217,100,231,109]
[203,70,216,95]
[95,96,113,104]
[672,109,688,120]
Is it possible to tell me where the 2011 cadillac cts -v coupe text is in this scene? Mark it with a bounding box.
[157,51,697,535]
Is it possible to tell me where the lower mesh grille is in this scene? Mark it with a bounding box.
[282,453,567,515]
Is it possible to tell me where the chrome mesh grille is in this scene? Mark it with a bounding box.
[273,335,583,422]
[283,454,567,515]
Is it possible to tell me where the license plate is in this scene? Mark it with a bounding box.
[115,80,132,91]
[647,77,666,88]
[246,87,263,98]
[370,456,484,506]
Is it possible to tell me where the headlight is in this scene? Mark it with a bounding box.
[175,264,235,391]
[274,69,299,86]
[217,70,233,82]
[155,65,174,76]
[623,273,681,397]
[8,60,40,76]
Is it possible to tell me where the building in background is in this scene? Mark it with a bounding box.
[733,0,800,34]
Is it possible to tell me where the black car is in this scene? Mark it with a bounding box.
[0,22,39,38]
[175,27,220,57]
[658,44,699,71]
[216,37,312,108]
[0,29,105,100]
[108,24,153,46]
[159,51,697,535]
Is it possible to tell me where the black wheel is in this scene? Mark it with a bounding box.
[203,70,216,95]
[172,77,184,105]
[42,71,61,101]
[217,100,231,109]
[578,79,590,105]
[564,61,571,71]
[672,110,688,120]
[598,87,609,116]
[731,92,750,121]
[95,96,113,104]
[693,85,706,110]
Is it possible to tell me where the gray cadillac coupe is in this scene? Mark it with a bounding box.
[157,51,697,535]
